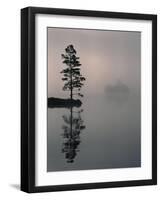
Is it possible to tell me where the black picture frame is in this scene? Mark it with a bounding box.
[21,6,157,193]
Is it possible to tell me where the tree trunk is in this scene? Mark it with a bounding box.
[70,84,73,100]
[70,64,73,100]
[70,106,73,136]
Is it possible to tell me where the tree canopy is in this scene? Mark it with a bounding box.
[61,45,85,99]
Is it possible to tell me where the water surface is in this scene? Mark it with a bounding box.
[47,94,141,172]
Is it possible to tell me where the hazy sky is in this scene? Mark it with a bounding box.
[48,27,141,98]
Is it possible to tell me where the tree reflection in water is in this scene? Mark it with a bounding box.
[61,107,85,163]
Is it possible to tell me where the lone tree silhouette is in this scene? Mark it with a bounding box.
[61,45,85,100]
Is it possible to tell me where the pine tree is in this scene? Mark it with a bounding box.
[61,45,85,99]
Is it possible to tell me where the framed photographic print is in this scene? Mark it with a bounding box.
[21,7,157,193]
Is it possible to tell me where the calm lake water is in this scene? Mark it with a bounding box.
[47,94,141,172]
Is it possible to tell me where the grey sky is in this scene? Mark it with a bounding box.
[48,27,141,98]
